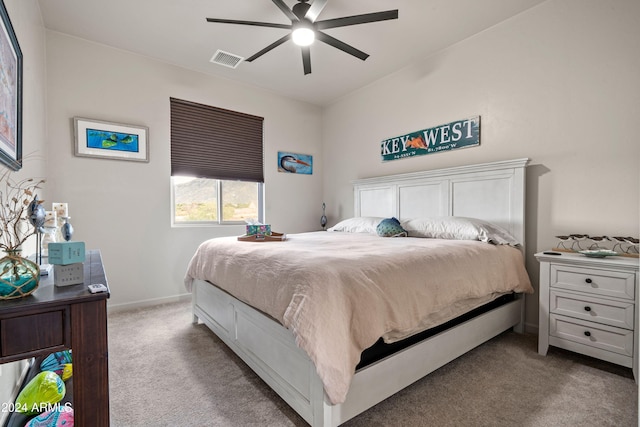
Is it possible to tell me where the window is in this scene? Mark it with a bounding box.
[170,98,264,225]
[172,177,262,224]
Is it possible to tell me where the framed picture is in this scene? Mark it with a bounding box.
[74,117,149,162]
[277,151,312,174]
[0,1,22,171]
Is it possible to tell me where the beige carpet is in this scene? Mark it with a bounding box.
[108,301,637,426]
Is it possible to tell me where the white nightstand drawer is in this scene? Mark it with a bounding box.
[550,290,634,329]
[550,314,633,357]
[551,264,635,300]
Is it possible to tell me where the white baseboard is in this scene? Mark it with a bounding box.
[107,293,191,314]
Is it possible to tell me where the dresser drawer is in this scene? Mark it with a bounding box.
[550,264,635,300]
[0,308,70,358]
[550,290,634,329]
[550,314,633,357]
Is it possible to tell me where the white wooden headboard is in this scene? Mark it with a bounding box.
[353,158,530,246]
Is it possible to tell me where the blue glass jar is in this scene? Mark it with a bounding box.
[0,250,39,299]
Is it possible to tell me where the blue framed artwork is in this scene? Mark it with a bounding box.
[278,151,312,174]
[74,117,149,162]
[0,0,22,171]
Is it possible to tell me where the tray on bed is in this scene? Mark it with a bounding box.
[237,232,286,242]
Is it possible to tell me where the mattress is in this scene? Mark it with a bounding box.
[184,231,533,404]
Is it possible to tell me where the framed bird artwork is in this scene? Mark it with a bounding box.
[277,151,312,174]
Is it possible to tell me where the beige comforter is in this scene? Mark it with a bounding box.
[184,232,533,404]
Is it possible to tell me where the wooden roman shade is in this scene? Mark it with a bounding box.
[170,98,264,182]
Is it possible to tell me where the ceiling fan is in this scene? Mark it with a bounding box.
[206,0,398,75]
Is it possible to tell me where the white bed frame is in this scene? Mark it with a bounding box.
[191,158,530,426]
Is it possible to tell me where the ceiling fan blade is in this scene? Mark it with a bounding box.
[316,10,398,30]
[316,31,369,61]
[301,47,312,75]
[206,18,291,30]
[305,0,328,23]
[271,0,299,22]
[245,33,292,62]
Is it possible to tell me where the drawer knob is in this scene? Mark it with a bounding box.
[584,306,592,312]
[585,278,593,284]
[584,331,591,337]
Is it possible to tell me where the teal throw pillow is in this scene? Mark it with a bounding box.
[376,217,408,237]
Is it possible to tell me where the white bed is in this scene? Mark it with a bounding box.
[187,158,531,426]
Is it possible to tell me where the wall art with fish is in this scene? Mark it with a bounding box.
[74,117,149,162]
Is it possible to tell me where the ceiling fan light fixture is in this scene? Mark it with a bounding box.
[206,2,399,75]
[292,22,315,46]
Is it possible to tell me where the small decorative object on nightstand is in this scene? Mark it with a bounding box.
[48,241,86,287]
[27,195,46,265]
[536,251,639,381]
[61,216,74,241]
[41,210,57,257]
[41,225,57,254]
[320,202,327,230]
[611,236,640,255]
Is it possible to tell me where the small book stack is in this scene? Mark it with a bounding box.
[48,242,86,287]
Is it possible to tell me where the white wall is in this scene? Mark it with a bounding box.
[0,0,47,417]
[45,32,322,308]
[321,0,640,331]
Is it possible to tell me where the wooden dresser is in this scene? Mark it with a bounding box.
[0,250,109,426]
[536,251,639,380]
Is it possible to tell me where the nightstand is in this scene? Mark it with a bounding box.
[536,251,639,380]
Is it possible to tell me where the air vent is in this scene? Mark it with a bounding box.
[210,50,244,69]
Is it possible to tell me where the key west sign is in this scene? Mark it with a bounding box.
[381,116,480,162]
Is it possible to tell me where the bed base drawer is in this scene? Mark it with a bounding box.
[236,307,312,401]
[193,280,234,335]
[192,280,318,424]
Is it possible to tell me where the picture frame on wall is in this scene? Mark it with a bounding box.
[277,151,312,174]
[74,117,149,162]
[0,0,23,171]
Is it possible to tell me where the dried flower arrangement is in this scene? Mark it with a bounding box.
[0,169,45,252]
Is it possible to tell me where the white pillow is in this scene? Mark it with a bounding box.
[400,217,521,246]
[327,217,383,233]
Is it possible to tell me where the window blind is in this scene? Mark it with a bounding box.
[170,97,264,182]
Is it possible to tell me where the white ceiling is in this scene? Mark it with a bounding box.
[37,0,546,106]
